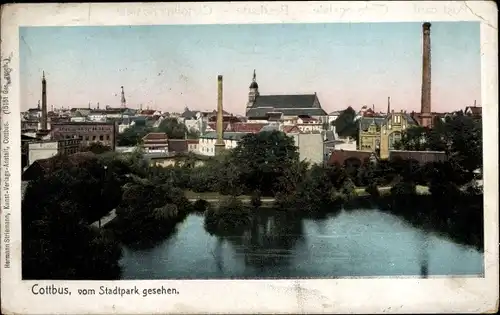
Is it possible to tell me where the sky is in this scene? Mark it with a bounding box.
[20,22,481,115]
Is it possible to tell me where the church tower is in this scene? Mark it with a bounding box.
[246,69,259,111]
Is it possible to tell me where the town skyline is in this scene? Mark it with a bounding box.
[20,22,481,114]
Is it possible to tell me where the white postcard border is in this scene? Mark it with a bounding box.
[1,2,498,314]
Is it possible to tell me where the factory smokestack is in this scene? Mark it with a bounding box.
[214,75,225,156]
[420,22,432,128]
[41,71,48,130]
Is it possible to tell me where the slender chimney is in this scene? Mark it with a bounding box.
[41,71,48,130]
[420,22,432,128]
[120,86,126,108]
[214,75,225,156]
[387,97,391,115]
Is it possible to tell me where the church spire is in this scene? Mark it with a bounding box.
[249,69,258,89]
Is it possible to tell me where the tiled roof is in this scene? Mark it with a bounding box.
[187,139,199,144]
[167,139,188,153]
[200,132,248,141]
[247,107,327,118]
[282,125,301,134]
[142,132,168,141]
[252,94,317,109]
[227,123,267,133]
[207,122,230,131]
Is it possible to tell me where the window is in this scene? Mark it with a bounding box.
[99,135,104,141]
[106,135,110,140]
[92,136,96,141]
[388,131,402,150]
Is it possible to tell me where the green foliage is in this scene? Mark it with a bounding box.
[22,157,124,280]
[111,182,190,248]
[157,118,188,139]
[204,197,252,237]
[117,125,153,146]
[229,130,299,196]
[192,199,211,213]
[81,142,112,154]
[395,114,482,180]
[334,107,358,138]
[276,164,350,215]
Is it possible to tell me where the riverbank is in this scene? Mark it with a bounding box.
[184,185,430,201]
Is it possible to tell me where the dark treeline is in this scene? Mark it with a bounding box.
[22,112,483,279]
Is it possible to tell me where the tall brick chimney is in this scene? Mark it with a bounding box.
[214,75,225,156]
[420,22,432,128]
[41,71,48,130]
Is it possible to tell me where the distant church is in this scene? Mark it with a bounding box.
[245,70,327,121]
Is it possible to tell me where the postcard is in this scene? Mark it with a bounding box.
[1,1,498,314]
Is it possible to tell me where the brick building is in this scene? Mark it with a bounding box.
[142,132,169,153]
[50,122,117,150]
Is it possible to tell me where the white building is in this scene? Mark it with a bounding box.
[27,139,81,168]
[198,132,245,156]
[296,116,322,133]
[187,139,200,154]
[88,110,107,122]
[294,133,324,165]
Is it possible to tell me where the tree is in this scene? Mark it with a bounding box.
[81,142,112,154]
[333,107,357,138]
[22,168,123,280]
[117,125,152,146]
[157,118,188,139]
[229,131,299,196]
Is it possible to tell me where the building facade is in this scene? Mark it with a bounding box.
[357,111,418,159]
[142,132,169,154]
[50,122,117,150]
[199,132,244,156]
[27,138,81,168]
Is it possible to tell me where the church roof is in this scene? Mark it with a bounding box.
[253,94,317,109]
[249,81,259,89]
[246,94,327,117]
[247,107,327,118]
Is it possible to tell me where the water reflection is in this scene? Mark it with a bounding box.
[225,211,305,269]
[120,209,484,279]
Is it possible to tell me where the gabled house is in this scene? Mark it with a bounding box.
[464,101,482,118]
[142,132,168,153]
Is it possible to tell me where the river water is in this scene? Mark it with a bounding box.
[119,209,484,279]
